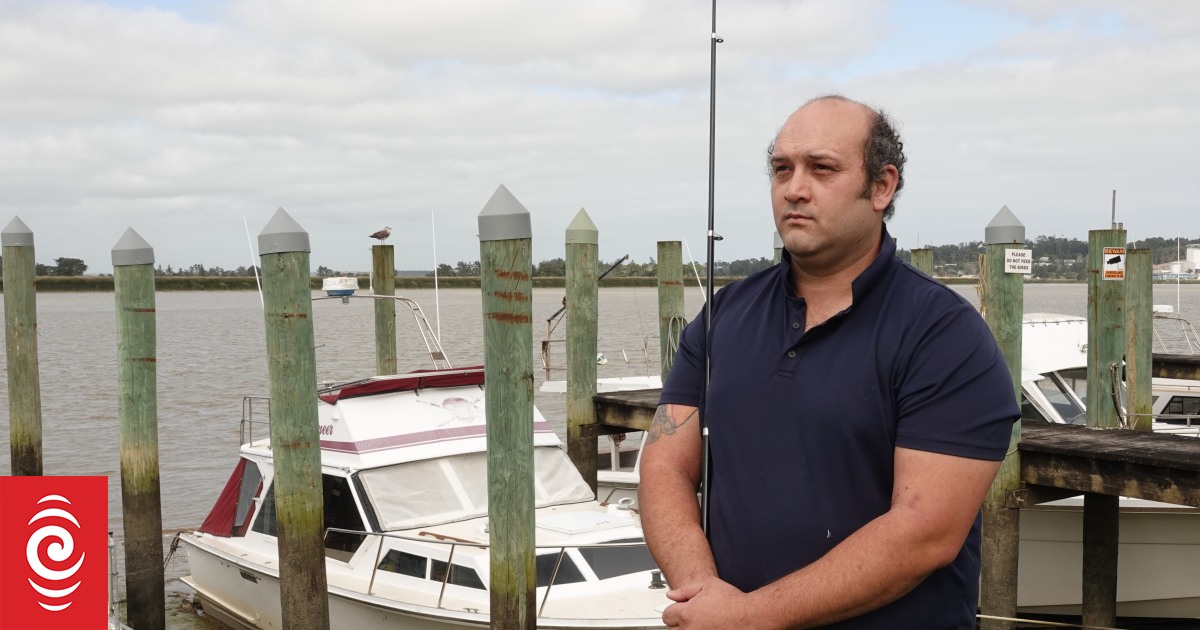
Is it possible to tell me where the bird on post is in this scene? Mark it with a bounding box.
[369,227,392,243]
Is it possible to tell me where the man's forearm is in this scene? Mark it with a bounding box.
[639,468,717,587]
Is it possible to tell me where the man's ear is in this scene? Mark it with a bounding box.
[872,164,899,213]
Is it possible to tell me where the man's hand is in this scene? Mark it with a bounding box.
[661,576,757,629]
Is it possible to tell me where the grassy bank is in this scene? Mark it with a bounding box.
[2,275,1195,292]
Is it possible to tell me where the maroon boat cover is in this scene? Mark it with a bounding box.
[318,367,484,405]
[199,458,255,537]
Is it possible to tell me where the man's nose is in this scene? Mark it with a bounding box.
[782,170,811,203]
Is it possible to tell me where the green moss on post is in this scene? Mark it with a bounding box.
[258,209,330,630]
[478,185,536,629]
[112,228,165,630]
[2,217,42,476]
[979,206,1024,630]
[565,208,599,493]
[372,244,397,375]
[657,241,684,383]
[1125,249,1153,432]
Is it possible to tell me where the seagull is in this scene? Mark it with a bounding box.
[369,227,392,243]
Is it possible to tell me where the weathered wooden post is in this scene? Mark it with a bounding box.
[979,206,1025,630]
[258,208,330,630]
[372,243,397,375]
[2,217,43,476]
[657,241,684,383]
[1125,248,1153,432]
[478,185,536,629]
[565,208,599,493]
[910,247,933,276]
[772,232,783,264]
[1083,226,1126,627]
[112,228,165,630]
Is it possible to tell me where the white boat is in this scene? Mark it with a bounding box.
[179,302,671,629]
[597,312,1200,619]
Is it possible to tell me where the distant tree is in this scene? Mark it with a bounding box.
[52,257,87,276]
[316,265,334,277]
[534,258,566,277]
[435,263,455,277]
[454,260,480,276]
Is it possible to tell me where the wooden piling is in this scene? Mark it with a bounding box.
[910,247,933,276]
[1083,227,1126,627]
[258,208,330,630]
[112,228,165,630]
[565,208,599,493]
[2,217,43,476]
[772,231,783,265]
[478,185,536,630]
[979,206,1024,630]
[657,241,684,383]
[372,244,397,375]
[1125,249,1153,432]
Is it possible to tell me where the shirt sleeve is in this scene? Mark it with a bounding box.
[893,297,1020,461]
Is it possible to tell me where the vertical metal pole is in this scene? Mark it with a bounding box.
[372,244,397,375]
[1125,249,1153,432]
[565,209,599,493]
[1083,227,1125,627]
[979,206,1024,630]
[258,208,330,630]
[113,228,165,630]
[657,241,684,383]
[478,185,536,630]
[2,216,42,476]
[700,0,722,535]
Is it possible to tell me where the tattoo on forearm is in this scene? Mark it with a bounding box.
[646,405,698,444]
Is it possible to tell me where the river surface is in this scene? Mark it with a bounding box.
[2,283,1199,627]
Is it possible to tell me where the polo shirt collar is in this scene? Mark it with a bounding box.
[777,224,898,305]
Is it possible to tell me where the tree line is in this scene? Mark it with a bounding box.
[3,234,1196,279]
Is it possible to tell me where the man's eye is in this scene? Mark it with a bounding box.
[772,164,792,175]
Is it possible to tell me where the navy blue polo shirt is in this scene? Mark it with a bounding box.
[660,227,1018,629]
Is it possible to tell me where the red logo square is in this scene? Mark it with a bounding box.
[0,476,109,630]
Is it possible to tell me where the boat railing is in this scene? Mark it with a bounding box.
[240,396,272,447]
[313,294,452,370]
[1153,313,1200,355]
[322,525,662,618]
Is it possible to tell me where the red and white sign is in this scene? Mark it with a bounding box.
[0,476,108,630]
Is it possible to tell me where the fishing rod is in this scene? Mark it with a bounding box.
[700,0,722,534]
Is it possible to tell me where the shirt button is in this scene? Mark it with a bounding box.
[791,321,800,329]
[787,350,797,358]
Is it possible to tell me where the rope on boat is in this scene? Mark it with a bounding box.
[976,613,1130,630]
[163,532,182,569]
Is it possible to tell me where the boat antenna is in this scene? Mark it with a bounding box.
[432,210,442,344]
[244,216,263,308]
[700,0,722,534]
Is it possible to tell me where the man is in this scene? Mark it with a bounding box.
[639,95,1019,629]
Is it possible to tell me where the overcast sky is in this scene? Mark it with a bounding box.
[2,0,1197,274]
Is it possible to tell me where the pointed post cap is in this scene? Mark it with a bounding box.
[773,231,783,249]
[2,216,34,247]
[111,227,155,266]
[565,208,598,245]
[478,184,532,242]
[985,205,1025,244]
[258,207,310,254]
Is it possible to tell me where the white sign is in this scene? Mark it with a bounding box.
[1004,248,1032,274]
[1103,247,1126,281]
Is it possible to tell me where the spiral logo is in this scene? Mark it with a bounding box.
[25,494,86,612]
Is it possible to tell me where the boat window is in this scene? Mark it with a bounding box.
[358,447,594,531]
[1020,393,1048,423]
[378,549,427,579]
[1036,377,1086,425]
[1057,368,1088,406]
[535,551,586,587]
[234,462,263,536]
[431,559,486,590]
[251,485,277,536]
[576,539,658,581]
[323,474,367,556]
[1164,396,1200,423]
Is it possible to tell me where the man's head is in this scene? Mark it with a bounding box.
[768,95,906,220]
[767,96,904,270]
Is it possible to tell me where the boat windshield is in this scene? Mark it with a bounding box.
[1035,372,1087,425]
[358,447,595,531]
